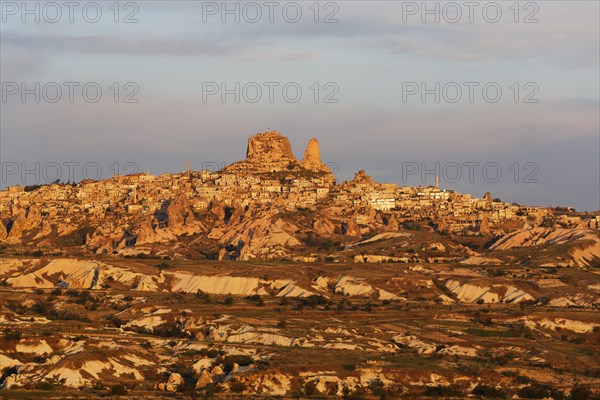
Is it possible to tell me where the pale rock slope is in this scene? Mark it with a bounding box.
[491,227,600,267]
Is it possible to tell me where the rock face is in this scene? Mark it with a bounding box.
[158,372,183,392]
[86,223,129,254]
[484,192,493,203]
[166,193,205,236]
[345,216,361,236]
[246,131,295,162]
[479,216,491,235]
[385,214,399,232]
[195,369,212,389]
[0,219,7,240]
[313,218,336,235]
[6,206,42,243]
[352,170,373,184]
[302,138,330,172]
[136,199,202,245]
[137,218,155,244]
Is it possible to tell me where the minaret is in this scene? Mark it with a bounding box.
[187,161,191,179]
[146,167,150,175]
[435,175,439,189]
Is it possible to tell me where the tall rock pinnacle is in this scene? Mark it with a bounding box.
[303,138,322,165]
[302,138,330,172]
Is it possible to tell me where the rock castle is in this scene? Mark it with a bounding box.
[0,131,598,262]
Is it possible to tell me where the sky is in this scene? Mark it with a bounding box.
[1,0,599,211]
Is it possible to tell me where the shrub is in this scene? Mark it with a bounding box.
[223,296,233,306]
[230,380,246,393]
[196,290,210,303]
[221,355,253,374]
[341,384,367,400]
[296,295,329,308]
[304,380,318,396]
[472,384,506,399]
[198,382,220,399]
[551,389,566,400]
[106,315,123,328]
[244,294,264,306]
[200,348,222,358]
[110,384,127,395]
[4,330,22,340]
[152,324,187,338]
[156,261,169,270]
[424,385,463,397]
[518,384,550,399]
[569,386,592,400]
[279,297,289,306]
[369,379,390,399]
[173,365,198,393]
[30,302,51,316]
[34,381,55,390]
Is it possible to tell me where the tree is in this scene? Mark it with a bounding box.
[369,379,389,399]
[110,384,127,396]
[540,215,556,228]
[569,386,592,400]
[304,380,317,396]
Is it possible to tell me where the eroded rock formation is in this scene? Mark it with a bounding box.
[246,131,295,162]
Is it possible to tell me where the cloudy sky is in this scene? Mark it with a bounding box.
[1,1,598,210]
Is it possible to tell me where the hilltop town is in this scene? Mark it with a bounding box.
[1,131,599,399]
[1,131,598,266]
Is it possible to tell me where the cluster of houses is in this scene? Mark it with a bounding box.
[1,166,597,236]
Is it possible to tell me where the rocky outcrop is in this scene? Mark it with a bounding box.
[158,372,183,392]
[490,227,600,267]
[210,200,226,222]
[7,206,42,242]
[385,214,398,231]
[313,218,335,235]
[352,170,374,184]
[196,369,212,389]
[137,218,158,245]
[484,192,493,204]
[213,210,303,261]
[246,130,295,162]
[136,217,176,245]
[87,234,113,255]
[0,219,7,240]
[33,220,53,241]
[86,224,129,254]
[223,130,336,186]
[479,216,491,235]
[302,138,330,172]
[166,193,205,236]
[227,203,245,226]
[345,216,361,237]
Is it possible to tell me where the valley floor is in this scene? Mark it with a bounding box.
[0,257,599,399]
